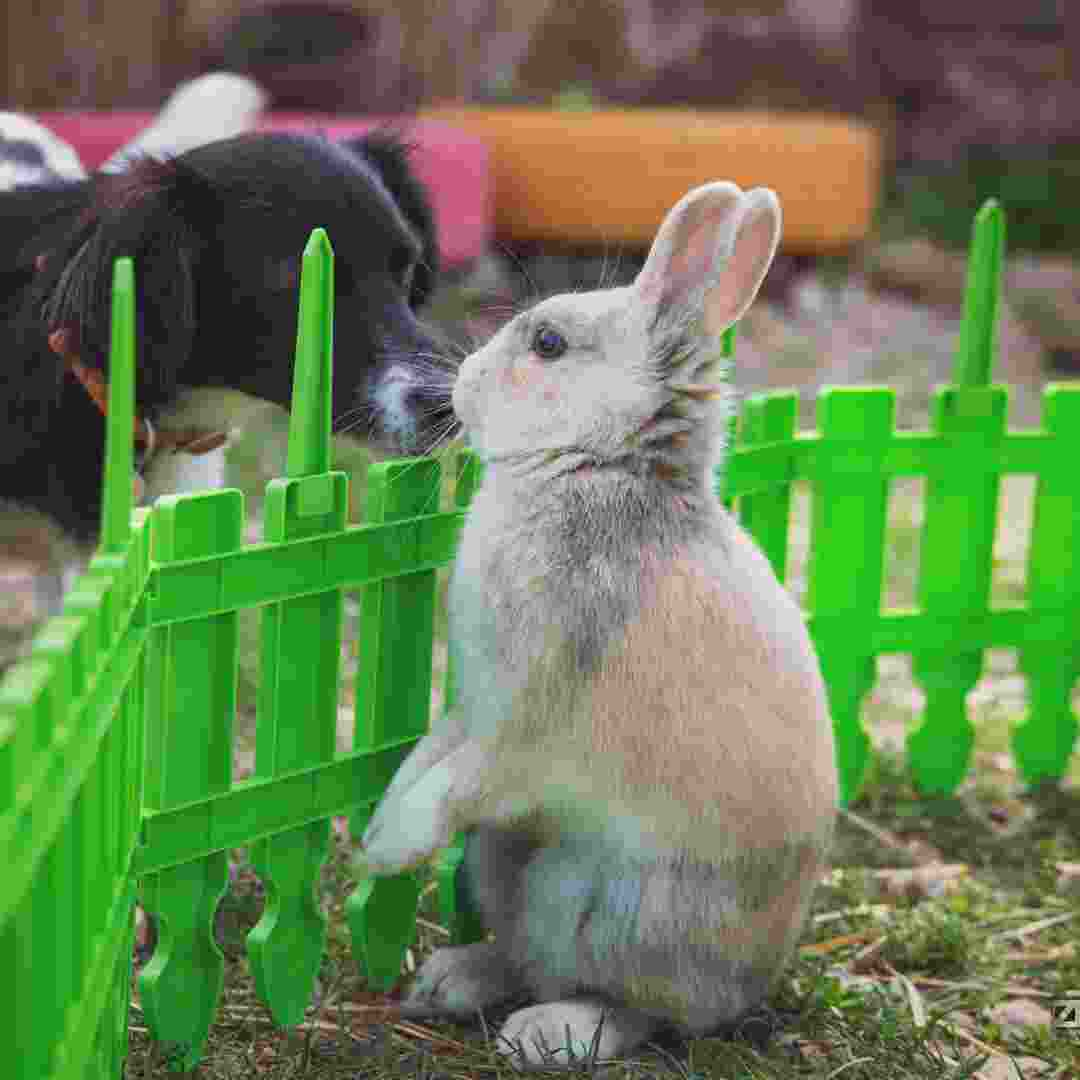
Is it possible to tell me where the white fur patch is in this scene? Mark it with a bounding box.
[0,113,86,191]
[145,446,228,498]
[140,387,272,501]
[497,999,656,1068]
[100,73,267,174]
[372,366,419,444]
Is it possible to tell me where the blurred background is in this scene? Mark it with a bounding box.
[2,2,1078,679]
[3,1,1077,397]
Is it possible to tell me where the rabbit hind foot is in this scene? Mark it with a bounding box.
[400,942,525,1020]
[496,997,659,1070]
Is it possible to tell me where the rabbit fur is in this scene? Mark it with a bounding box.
[356,181,837,1068]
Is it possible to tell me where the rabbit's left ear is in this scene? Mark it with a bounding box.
[635,182,782,337]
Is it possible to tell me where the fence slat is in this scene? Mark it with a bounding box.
[906,202,1009,796]
[736,391,798,581]
[1014,385,1080,785]
[954,200,1003,389]
[138,490,243,1070]
[247,228,346,1026]
[346,460,442,988]
[436,453,487,946]
[806,387,894,804]
[246,475,348,1024]
[907,386,1007,794]
[100,258,135,553]
[907,203,1006,799]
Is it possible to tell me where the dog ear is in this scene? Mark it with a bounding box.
[32,157,223,415]
[348,131,439,310]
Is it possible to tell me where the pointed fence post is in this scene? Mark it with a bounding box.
[907,200,1007,795]
[954,199,1004,389]
[100,258,135,553]
[247,228,350,1025]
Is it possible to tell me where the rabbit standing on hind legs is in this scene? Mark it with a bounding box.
[355,181,838,1068]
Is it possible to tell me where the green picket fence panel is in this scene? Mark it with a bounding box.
[1,198,1078,1076]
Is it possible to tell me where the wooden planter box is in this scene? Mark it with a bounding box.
[421,106,881,254]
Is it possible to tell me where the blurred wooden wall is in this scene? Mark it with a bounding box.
[1,2,194,109]
[3,1,1072,113]
[0,0,792,110]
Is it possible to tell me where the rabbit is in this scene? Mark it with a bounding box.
[355,180,838,1068]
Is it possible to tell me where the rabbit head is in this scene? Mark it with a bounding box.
[453,182,781,488]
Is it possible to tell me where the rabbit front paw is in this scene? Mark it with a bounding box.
[356,785,453,876]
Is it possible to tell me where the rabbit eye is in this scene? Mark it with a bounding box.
[531,324,568,360]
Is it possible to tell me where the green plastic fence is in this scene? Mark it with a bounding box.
[1,201,1077,1077]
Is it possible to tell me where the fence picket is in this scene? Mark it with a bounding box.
[906,201,1008,796]
[246,229,347,1025]
[436,452,487,946]
[806,388,894,804]
[907,386,1006,794]
[346,458,442,987]
[138,490,244,1069]
[246,477,347,1023]
[737,391,798,581]
[99,257,135,554]
[1014,385,1080,784]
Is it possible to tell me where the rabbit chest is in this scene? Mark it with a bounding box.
[448,474,836,858]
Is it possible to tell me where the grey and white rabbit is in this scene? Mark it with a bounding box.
[355,181,837,1067]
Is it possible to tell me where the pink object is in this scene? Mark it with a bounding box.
[32,112,492,268]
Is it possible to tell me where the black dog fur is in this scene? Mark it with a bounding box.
[0,130,455,543]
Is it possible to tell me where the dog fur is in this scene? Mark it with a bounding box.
[0,125,454,543]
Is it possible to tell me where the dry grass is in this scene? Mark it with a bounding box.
[124,761,1080,1078]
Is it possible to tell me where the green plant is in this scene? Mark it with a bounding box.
[879,905,980,977]
[553,82,594,110]
[886,142,1080,255]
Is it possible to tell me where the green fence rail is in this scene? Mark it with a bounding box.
[1,201,1077,1076]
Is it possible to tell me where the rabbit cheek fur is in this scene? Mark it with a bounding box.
[358,182,837,1065]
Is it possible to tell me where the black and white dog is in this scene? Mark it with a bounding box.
[0,80,456,547]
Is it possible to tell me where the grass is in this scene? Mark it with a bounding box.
[124,760,1080,1078]
[123,440,1080,1078]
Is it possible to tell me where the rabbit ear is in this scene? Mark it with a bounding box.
[636,182,782,337]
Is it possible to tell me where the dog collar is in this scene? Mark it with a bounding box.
[48,328,228,457]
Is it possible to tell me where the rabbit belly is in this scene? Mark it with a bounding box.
[462,824,818,1034]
